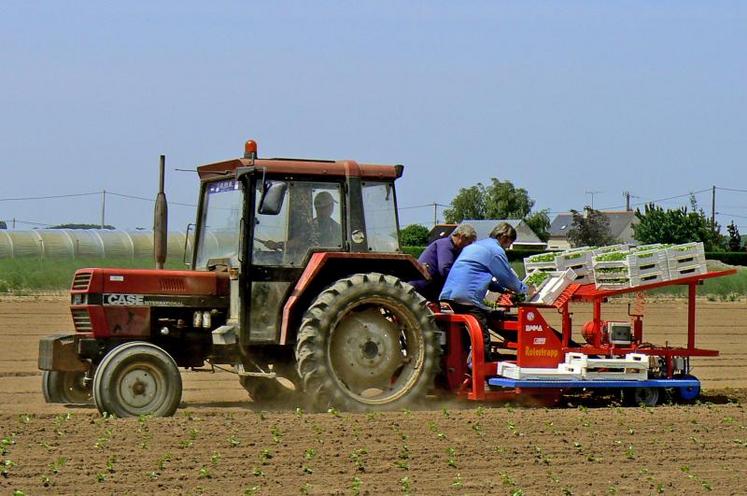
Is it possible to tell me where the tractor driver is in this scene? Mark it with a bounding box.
[312,191,342,247]
[409,223,477,302]
[439,222,535,361]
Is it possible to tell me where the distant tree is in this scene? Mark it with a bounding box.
[443,179,548,239]
[49,223,116,230]
[727,221,742,251]
[633,199,724,252]
[400,224,430,246]
[443,184,487,222]
[524,209,551,242]
[0,220,6,230]
[567,207,614,247]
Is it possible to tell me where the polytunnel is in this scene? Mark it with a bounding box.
[0,230,191,260]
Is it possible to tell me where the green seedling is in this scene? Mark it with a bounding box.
[399,476,411,495]
[351,476,363,496]
[302,465,313,474]
[451,473,463,488]
[2,459,17,477]
[271,425,283,443]
[244,487,260,496]
[304,448,317,460]
[198,466,211,479]
[106,455,116,473]
[40,475,52,487]
[211,451,221,466]
[229,435,241,447]
[350,448,367,472]
[446,447,457,468]
[259,448,273,465]
[95,472,107,483]
[157,452,172,471]
[300,482,311,495]
[252,467,264,477]
[49,456,66,475]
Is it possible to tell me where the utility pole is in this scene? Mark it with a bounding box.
[585,190,602,209]
[711,185,716,230]
[624,191,631,211]
[100,190,106,229]
[433,203,438,227]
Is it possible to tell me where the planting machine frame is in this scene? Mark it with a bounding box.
[437,269,736,406]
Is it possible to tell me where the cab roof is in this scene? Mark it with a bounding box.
[197,157,403,181]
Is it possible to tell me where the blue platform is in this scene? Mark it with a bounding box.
[487,377,700,389]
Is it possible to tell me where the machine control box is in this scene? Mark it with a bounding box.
[606,321,633,345]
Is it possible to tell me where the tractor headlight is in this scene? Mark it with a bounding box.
[193,311,203,328]
[202,311,212,329]
[71,294,87,305]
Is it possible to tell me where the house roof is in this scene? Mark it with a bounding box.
[426,224,458,244]
[549,211,637,239]
[461,219,546,246]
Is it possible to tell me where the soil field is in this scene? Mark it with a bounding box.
[1,296,746,495]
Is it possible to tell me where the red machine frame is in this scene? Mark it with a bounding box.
[435,269,736,401]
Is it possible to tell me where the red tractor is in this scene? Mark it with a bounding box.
[39,140,440,416]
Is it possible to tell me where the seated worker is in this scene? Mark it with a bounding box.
[439,222,535,361]
[410,224,477,301]
[312,191,342,247]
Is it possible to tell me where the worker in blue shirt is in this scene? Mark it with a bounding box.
[410,224,477,301]
[440,222,534,361]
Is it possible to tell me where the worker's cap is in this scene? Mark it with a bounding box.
[314,191,337,208]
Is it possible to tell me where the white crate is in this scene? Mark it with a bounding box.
[669,262,707,280]
[593,249,669,289]
[594,270,669,290]
[556,249,594,273]
[592,244,630,256]
[666,242,707,279]
[524,252,560,274]
[530,268,577,304]
[496,353,649,381]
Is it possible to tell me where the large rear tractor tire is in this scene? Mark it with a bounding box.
[93,342,182,418]
[42,370,93,405]
[295,273,439,412]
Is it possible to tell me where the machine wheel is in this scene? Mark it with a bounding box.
[296,273,439,412]
[42,370,93,405]
[93,342,182,418]
[623,387,660,407]
[673,374,700,403]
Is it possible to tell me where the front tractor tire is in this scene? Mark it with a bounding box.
[295,273,439,412]
[42,370,93,405]
[93,342,182,418]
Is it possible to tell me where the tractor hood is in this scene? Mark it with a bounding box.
[71,268,230,297]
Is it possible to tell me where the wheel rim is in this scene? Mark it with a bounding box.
[60,371,92,404]
[328,298,424,405]
[635,387,658,406]
[115,361,168,414]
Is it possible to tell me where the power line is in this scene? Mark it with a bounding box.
[716,186,747,193]
[598,187,711,211]
[0,191,100,202]
[107,191,197,208]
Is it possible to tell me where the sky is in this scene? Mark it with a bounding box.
[1,1,746,233]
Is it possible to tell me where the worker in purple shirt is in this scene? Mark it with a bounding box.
[440,222,535,361]
[409,224,477,302]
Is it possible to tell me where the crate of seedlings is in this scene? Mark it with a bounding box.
[592,247,669,289]
[555,247,595,283]
[666,242,707,279]
[526,268,578,305]
[523,251,561,273]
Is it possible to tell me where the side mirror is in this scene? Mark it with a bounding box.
[258,181,287,215]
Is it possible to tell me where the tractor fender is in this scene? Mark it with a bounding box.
[279,251,428,345]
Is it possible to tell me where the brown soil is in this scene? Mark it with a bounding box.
[1,297,747,495]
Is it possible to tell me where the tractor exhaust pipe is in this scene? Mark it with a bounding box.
[154,154,168,270]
